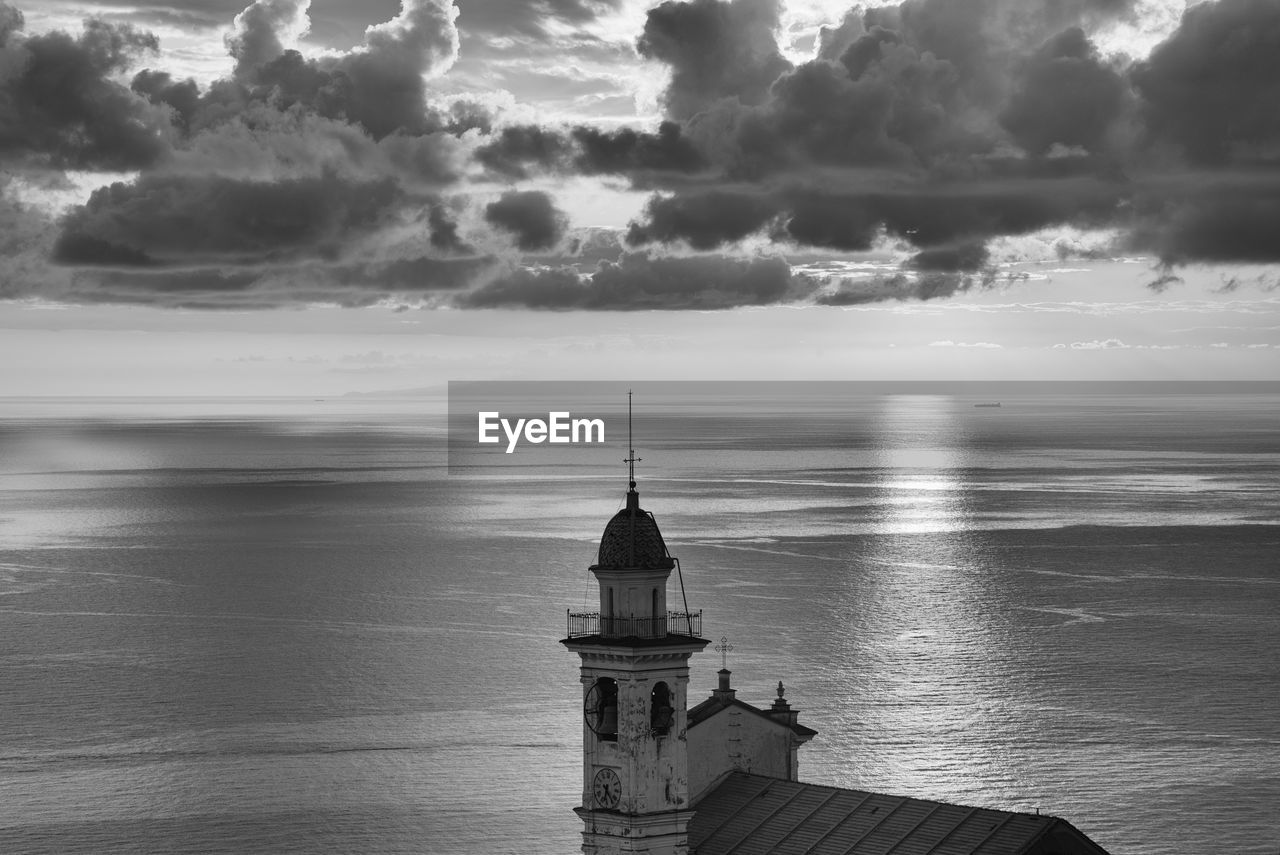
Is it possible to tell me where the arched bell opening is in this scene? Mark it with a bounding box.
[585,677,619,742]
[650,680,674,736]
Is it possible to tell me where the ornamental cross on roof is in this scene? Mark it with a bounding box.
[624,389,641,486]
[715,636,734,669]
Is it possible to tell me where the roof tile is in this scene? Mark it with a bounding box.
[689,773,1111,855]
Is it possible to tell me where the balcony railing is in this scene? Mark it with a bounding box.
[566,610,703,640]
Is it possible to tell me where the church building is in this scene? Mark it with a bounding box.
[562,479,1113,855]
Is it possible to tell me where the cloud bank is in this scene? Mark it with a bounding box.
[1,0,1278,309]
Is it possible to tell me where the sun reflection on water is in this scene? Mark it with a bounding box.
[819,395,1026,806]
[867,397,972,537]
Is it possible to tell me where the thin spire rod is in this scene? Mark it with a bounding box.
[624,389,641,488]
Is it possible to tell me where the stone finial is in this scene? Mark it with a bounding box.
[771,681,791,715]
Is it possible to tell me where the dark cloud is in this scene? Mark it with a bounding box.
[1129,178,1280,265]
[52,232,158,267]
[61,266,320,309]
[484,190,568,251]
[1118,0,1280,267]
[457,252,809,309]
[588,252,803,308]
[626,190,779,249]
[1131,0,1280,165]
[572,122,707,175]
[130,69,202,132]
[8,0,484,312]
[242,48,424,139]
[727,41,966,172]
[776,190,881,252]
[146,106,465,189]
[374,127,468,185]
[614,0,1265,280]
[0,1,19,39]
[860,180,1123,247]
[0,7,173,169]
[474,124,572,178]
[55,172,403,266]
[63,254,498,308]
[684,0,1136,178]
[357,254,494,289]
[87,267,264,294]
[15,0,1280,310]
[33,0,476,308]
[627,178,1123,258]
[638,0,792,120]
[474,121,707,180]
[999,26,1126,156]
[428,202,470,253]
[187,0,461,140]
[869,0,1131,94]
[817,270,988,305]
[909,242,989,272]
[616,0,1143,262]
[454,265,583,308]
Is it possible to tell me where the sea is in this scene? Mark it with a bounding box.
[0,388,1277,855]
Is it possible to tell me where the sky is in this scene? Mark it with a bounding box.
[1,0,1278,394]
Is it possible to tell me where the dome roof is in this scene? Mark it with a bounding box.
[595,486,675,571]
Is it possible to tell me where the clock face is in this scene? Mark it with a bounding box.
[592,767,622,809]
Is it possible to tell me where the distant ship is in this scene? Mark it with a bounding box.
[973,402,1002,408]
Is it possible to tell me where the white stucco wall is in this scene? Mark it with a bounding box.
[686,703,798,802]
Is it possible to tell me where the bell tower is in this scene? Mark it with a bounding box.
[562,402,708,854]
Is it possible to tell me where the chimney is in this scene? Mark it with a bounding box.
[713,669,735,701]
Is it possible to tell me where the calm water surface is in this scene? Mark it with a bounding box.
[0,394,1277,854]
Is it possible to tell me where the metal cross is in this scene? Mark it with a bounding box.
[623,390,641,484]
[715,636,734,669]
